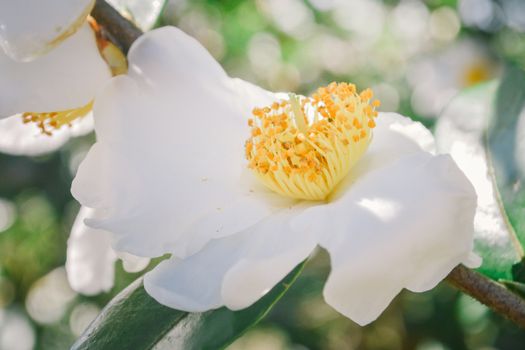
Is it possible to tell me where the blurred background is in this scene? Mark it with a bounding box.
[1,0,525,348]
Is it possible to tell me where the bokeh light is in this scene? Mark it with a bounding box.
[0,309,35,350]
[0,198,16,233]
[26,267,76,324]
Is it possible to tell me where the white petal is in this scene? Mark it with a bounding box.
[106,0,165,31]
[292,152,476,325]
[116,251,150,273]
[0,24,111,119]
[374,112,436,154]
[0,113,93,156]
[221,206,317,310]
[144,207,314,311]
[66,207,117,296]
[354,112,435,176]
[144,255,227,312]
[72,27,289,258]
[0,0,94,61]
[327,112,436,201]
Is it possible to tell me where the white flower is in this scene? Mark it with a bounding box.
[66,206,150,295]
[0,0,95,61]
[72,27,479,325]
[0,0,112,155]
[0,0,165,156]
[408,38,498,119]
[106,0,166,31]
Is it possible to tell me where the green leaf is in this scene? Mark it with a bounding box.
[500,280,525,299]
[435,76,523,280]
[71,262,305,350]
[486,64,525,254]
[106,0,168,31]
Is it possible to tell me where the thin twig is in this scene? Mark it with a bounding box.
[91,0,143,53]
[447,265,525,328]
[90,0,525,330]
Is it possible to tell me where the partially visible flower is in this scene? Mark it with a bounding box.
[72,27,479,325]
[106,0,166,31]
[66,206,150,295]
[0,0,126,156]
[408,39,499,118]
[0,0,95,61]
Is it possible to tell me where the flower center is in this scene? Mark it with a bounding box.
[245,82,380,201]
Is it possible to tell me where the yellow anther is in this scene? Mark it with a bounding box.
[251,127,262,137]
[364,105,373,117]
[22,100,93,136]
[245,82,380,201]
[360,88,373,101]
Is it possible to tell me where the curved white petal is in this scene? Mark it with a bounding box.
[66,207,117,296]
[0,0,94,61]
[144,207,315,311]
[116,251,150,273]
[353,112,435,177]
[0,113,93,156]
[0,24,111,119]
[326,112,436,201]
[107,0,165,31]
[73,27,291,258]
[292,152,476,325]
[220,205,316,310]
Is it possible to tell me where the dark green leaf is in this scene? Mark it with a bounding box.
[486,64,525,255]
[500,279,525,299]
[511,258,525,283]
[435,78,522,280]
[72,262,305,350]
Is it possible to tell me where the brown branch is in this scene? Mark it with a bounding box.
[90,0,525,331]
[447,265,525,328]
[91,0,143,53]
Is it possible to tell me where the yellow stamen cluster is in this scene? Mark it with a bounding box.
[246,82,380,201]
[22,101,93,136]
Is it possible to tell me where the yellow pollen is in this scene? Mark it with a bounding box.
[22,101,93,136]
[245,82,381,201]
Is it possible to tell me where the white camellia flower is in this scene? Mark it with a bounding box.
[107,0,166,30]
[66,206,150,295]
[0,0,111,155]
[0,0,160,156]
[408,39,498,119]
[72,27,480,325]
[0,0,96,61]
